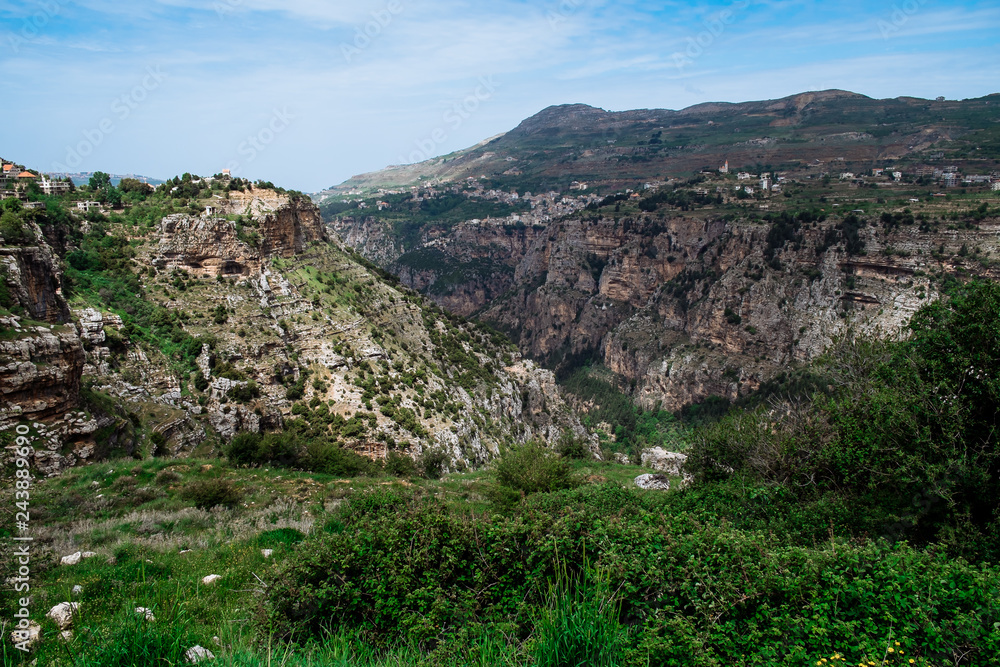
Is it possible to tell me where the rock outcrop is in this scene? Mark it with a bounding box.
[0,244,71,324]
[0,318,83,426]
[338,209,1000,411]
[153,192,324,277]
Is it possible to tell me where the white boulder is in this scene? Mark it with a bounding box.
[634,474,671,491]
[47,602,80,630]
[185,645,216,663]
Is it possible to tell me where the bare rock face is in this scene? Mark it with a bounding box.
[343,208,1000,411]
[0,243,71,324]
[0,318,84,426]
[153,191,325,277]
[641,448,688,476]
[47,602,80,630]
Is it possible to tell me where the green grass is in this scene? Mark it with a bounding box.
[0,455,664,666]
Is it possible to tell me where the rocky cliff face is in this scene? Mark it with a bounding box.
[0,228,84,430]
[337,210,1000,411]
[153,192,325,277]
[0,317,83,425]
[331,216,549,318]
[59,191,589,471]
[0,241,71,324]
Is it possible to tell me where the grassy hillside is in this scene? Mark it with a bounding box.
[4,281,1000,665]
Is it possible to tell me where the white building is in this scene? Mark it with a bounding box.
[760,177,772,191]
[719,161,729,174]
[40,177,70,196]
[893,172,904,182]
[77,201,100,212]
[992,182,1000,192]
[737,172,751,181]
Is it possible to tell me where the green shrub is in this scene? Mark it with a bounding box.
[262,486,1000,663]
[418,447,450,480]
[181,478,243,509]
[490,441,579,498]
[556,431,592,460]
[384,451,417,478]
[227,432,264,466]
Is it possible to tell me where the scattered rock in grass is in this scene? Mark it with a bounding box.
[9,622,41,650]
[61,552,82,566]
[72,585,83,597]
[180,549,193,555]
[201,465,214,472]
[135,607,156,622]
[261,549,274,558]
[202,574,222,585]
[634,474,671,491]
[640,448,688,476]
[185,645,216,663]
[82,552,97,559]
[47,602,79,630]
[60,630,73,642]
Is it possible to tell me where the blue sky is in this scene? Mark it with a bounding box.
[1,0,998,192]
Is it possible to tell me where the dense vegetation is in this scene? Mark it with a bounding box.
[254,280,1000,665]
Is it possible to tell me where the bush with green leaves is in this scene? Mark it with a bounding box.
[489,441,579,500]
[181,478,243,509]
[262,484,1000,665]
[687,279,1000,560]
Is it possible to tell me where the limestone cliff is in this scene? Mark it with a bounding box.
[337,210,1000,412]
[153,192,325,277]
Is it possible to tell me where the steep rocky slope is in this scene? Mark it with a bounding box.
[1,186,588,475]
[335,195,1000,411]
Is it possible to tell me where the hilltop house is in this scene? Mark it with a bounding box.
[737,172,751,181]
[40,176,70,196]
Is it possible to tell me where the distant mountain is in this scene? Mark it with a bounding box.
[315,90,1000,200]
[46,171,167,187]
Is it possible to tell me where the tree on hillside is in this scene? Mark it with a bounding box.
[88,171,112,191]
